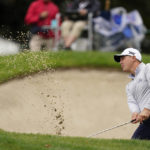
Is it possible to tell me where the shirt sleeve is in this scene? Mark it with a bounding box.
[145,64,150,86]
[126,84,140,113]
[24,3,40,25]
[144,64,150,109]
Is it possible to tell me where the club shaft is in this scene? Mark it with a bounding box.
[88,120,132,138]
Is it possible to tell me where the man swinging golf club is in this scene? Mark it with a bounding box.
[114,48,150,140]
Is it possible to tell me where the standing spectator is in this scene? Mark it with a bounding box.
[25,0,59,51]
[61,0,100,50]
[114,48,150,140]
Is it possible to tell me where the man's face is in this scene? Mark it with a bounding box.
[120,56,135,72]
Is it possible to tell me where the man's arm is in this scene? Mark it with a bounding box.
[25,3,41,25]
[141,64,150,117]
[126,84,140,113]
[136,64,150,123]
[126,84,141,124]
[132,64,150,123]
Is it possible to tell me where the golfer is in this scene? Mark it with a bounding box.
[114,48,150,140]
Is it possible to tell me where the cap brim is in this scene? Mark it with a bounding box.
[114,54,123,62]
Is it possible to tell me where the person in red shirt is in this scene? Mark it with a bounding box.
[25,0,59,51]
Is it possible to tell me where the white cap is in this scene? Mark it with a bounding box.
[114,48,142,62]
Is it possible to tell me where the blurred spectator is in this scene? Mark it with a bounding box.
[61,0,100,50]
[93,6,147,51]
[100,0,111,21]
[25,0,59,51]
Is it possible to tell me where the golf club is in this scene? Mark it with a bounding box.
[88,119,135,138]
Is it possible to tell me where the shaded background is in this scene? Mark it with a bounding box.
[0,0,150,52]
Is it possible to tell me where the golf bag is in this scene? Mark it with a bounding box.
[93,7,147,51]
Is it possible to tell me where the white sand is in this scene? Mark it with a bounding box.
[0,69,138,139]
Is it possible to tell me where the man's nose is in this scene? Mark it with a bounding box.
[120,59,123,64]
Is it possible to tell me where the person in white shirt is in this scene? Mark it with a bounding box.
[114,47,150,140]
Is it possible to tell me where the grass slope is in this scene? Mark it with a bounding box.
[0,51,150,83]
[0,129,150,150]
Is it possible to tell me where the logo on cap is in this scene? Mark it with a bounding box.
[128,51,135,55]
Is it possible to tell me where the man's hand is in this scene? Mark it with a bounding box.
[40,11,49,19]
[131,112,139,124]
[131,108,150,124]
[137,108,150,123]
[79,9,87,16]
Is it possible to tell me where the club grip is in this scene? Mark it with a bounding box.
[131,119,136,123]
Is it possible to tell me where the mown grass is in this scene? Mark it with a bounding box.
[0,51,150,83]
[0,129,150,150]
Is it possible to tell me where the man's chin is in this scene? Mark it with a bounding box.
[122,68,128,72]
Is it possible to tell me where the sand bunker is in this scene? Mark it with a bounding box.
[0,69,138,139]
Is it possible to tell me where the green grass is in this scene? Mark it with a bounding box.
[0,129,150,150]
[0,51,150,83]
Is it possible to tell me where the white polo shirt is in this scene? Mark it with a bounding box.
[126,62,150,113]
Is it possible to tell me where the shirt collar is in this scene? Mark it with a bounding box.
[128,62,145,79]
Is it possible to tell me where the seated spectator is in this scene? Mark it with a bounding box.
[25,0,59,51]
[61,0,100,50]
[100,0,111,21]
